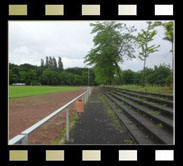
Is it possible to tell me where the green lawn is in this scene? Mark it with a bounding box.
[9,86,82,99]
[107,84,173,94]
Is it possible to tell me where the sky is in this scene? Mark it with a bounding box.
[9,21,173,72]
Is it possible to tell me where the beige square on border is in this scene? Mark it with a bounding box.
[82,5,100,16]
[9,5,27,16]
[82,150,101,161]
[45,5,64,15]
[46,150,64,161]
[155,5,173,16]
[155,150,174,161]
[118,5,137,15]
[119,150,137,161]
[9,150,28,161]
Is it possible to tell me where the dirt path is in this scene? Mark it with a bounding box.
[68,87,132,144]
[9,88,86,143]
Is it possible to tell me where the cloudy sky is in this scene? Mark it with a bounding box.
[9,21,173,72]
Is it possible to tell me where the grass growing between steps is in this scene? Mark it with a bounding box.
[99,94,135,144]
[149,111,161,115]
[99,95,124,131]
[157,123,163,128]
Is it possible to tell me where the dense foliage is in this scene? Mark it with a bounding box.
[9,58,97,86]
[85,21,173,87]
[9,62,172,87]
[113,64,172,86]
[136,21,160,87]
[84,21,136,85]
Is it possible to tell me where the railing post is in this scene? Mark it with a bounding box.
[82,95,84,104]
[88,87,90,95]
[85,93,87,104]
[87,90,89,101]
[21,134,28,144]
[84,93,85,104]
[66,107,69,141]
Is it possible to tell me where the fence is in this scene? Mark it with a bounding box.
[9,87,91,145]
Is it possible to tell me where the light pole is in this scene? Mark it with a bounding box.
[88,67,89,87]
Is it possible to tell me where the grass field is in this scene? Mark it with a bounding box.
[9,86,82,99]
[107,84,173,94]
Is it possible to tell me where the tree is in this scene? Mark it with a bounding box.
[85,21,136,85]
[53,57,57,69]
[58,57,63,71]
[49,56,53,69]
[45,56,49,68]
[136,21,160,87]
[41,59,44,67]
[40,69,59,85]
[28,69,37,85]
[9,70,18,84]
[162,22,174,73]
[121,70,136,84]
[150,64,172,86]
[19,71,27,83]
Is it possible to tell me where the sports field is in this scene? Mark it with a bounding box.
[9,86,82,98]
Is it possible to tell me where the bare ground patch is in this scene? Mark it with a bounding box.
[9,88,86,144]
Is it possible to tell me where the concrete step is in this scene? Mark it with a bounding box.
[105,93,173,144]
[114,87,173,101]
[103,94,156,144]
[110,92,173,134]
[112,91,173,118]
[114,89,173,108]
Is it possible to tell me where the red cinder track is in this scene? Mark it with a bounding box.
[9,88,85,144]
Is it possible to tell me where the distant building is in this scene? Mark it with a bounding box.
[12,83,26,86]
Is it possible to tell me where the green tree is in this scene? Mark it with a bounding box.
[41,69,59,85]
[49,57,53,69]
[19,71,27,83]
[58,57,63,71]
[151,64,172,86]
[153,21,174,72]
[53,57,57,69]
[19,70,36,85]
[45,56,49,68]
[121,70,135,84]
[9,70,18,84]
[163,22,174,73]
[41,59,44,67]
[85,21,136,85]
[28,69,37,85]
[136,21,160,87]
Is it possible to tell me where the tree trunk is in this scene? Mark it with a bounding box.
[115,62,122,85]
[172,41,174,80]
[142,57,146,87]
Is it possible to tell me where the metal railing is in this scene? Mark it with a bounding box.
[9,87,91,145]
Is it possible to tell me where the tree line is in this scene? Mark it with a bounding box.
[9,57,97,86]
[9,61,172,87]
[113,64,172,86]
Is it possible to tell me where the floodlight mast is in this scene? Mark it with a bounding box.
[88,67,89,87]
